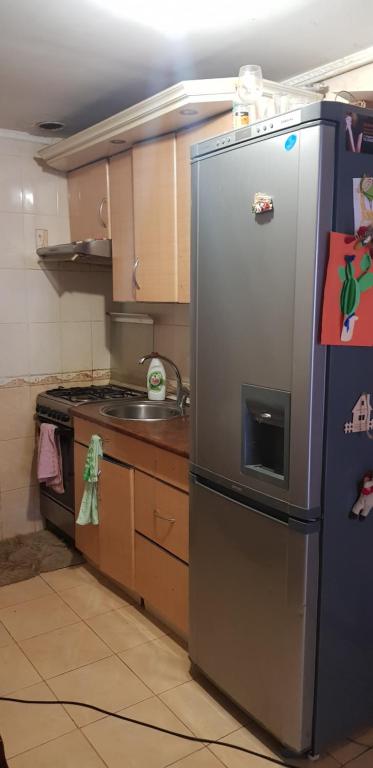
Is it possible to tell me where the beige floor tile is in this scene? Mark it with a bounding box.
[20,621,111,678]
[0,576,53,609]
[48,654,152,726]
[83,696,201,768]
[208,727,281,768]
[0,681,75,758]
[328,739,367,765]
[161,681,240,740]
[41,565,97,592]
[0,594,79,641]
[0,620,12,647]
[8,729,106,767]
[86,604,165,653]
[346,749,373,767]
[119,636,191,694]
[59,582,129,619]
[168,748,225,768]
[353,728,373,747]
[0,643,41,693]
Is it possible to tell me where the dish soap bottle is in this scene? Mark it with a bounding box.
[147,357,166,401]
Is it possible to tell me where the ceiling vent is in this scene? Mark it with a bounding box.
[35,120,65,131]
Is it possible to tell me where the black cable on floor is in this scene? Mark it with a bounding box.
[0,695,299,767]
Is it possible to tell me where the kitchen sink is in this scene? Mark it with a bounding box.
[100,400,183,421]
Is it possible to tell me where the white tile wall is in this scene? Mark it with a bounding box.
[0,323,29,378]
[92,320,111,370]
[0,129,117,538]
[61,321,92,373]
[0,269,28,323]
[26,270,60,323]
[28,323,62,375]
[111,302,190,389]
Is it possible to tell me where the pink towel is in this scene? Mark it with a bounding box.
[37,423,64,494]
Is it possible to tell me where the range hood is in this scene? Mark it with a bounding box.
[37,238,112,266]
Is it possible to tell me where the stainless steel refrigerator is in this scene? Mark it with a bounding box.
[189,102,373,756]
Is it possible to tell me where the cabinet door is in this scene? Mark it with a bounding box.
[99,457,135,589]
[68,159,110,241]
[109,151,135,302]
[135,533,189,636]
[74,441,100,566]
[176,113,232,302]
[132,135,177,302]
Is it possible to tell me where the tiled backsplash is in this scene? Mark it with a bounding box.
[0,130,115,539]
[111,302,190,390]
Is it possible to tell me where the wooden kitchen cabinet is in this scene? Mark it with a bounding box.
[74,415,189,637]
[74,441,100,566]
[132,134,177,302]
[176,112,231,302]
[68,159,110,241]
[109,150,135,302]
[99,456,135,588]
[74,441,135,589]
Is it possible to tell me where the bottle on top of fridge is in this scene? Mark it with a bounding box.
[147,357,166,401]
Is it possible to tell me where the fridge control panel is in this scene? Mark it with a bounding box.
[192,109,302,158]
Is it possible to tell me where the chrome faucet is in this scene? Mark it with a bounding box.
[138,353,189,413]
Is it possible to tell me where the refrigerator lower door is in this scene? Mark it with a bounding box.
[189,478,319,754]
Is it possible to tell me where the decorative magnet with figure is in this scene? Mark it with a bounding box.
[351,474,373,520]
[252,192,273,214]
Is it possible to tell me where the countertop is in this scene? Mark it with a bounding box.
[72,402,190,459]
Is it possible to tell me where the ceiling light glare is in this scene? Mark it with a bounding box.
[92,0,300,36]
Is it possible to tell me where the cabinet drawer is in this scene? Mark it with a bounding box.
[135,534,188,637]
[74,417,189,489]
[135,471,189,562]
[155,447,189,491]
[74,418,155,474]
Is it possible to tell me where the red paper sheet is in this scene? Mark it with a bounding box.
[321,232,373,346]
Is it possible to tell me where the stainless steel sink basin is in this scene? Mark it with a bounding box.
[100,400,182,421]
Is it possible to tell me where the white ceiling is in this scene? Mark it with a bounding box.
[0,0,372,136]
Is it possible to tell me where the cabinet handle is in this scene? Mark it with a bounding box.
[154,509,175,524]
[133,258,141,290]
[98,197,108,228]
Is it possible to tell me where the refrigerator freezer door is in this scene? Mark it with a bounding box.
[191,123,335,516]
[189,478,319,753]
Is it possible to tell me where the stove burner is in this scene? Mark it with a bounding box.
[45,385,141,403]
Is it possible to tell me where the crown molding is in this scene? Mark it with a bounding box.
[282,46,373,87]
[36,77,320,172]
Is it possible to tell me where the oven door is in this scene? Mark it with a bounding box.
[37,418,75,538]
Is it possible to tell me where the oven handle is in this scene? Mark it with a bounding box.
[36,417,73,437]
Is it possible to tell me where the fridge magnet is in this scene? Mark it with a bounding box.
[252,192,273,214]
[344,394,373,435]
[321,231,373,345]
[345,225,373,255]
[345,112,373,154]
[353,177,373,231]
[351,473,373,520]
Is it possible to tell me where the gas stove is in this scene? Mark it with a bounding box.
[36,384,142,426]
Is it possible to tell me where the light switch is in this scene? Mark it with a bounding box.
[35,228,48,248]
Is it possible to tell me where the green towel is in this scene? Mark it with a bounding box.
[76,435,103,526]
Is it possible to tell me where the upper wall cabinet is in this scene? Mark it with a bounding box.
[132,134,178,303]
[110,151,135,302]
[176,113,232,303]
[68,159,110,242]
